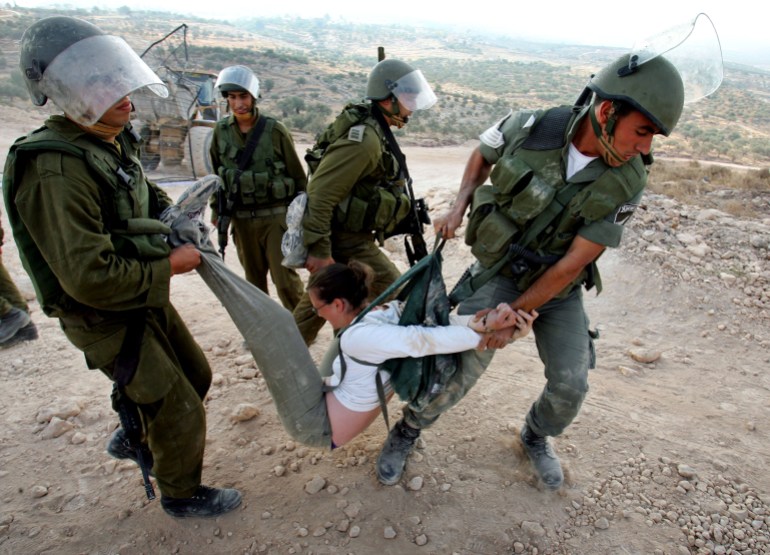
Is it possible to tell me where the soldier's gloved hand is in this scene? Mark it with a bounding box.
[169,244,201,275]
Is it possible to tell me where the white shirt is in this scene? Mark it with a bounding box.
[567,143,597,179]
[326,301,482,412]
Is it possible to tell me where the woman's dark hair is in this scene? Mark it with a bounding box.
[307,261,374,310]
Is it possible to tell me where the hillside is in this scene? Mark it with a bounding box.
[2,7,770,166]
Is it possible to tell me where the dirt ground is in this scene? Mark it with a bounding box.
[1,106,769,555]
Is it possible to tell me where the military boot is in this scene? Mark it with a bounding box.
[520,423,563,490]
[376,419,421,485]
[161,485,242,518]
[0,308,34,346]
[106,428,154,471]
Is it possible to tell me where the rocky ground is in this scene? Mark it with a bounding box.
[1,132,769,554]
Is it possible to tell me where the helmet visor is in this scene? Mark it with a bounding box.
[631,13,723,103]
[388,69,437,111]
[40,34,168,125]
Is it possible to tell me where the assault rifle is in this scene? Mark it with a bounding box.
[215,186,234,260]
[386,178,430,266]
[111,384,156,500]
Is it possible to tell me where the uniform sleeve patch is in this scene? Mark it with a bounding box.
[612,203,639,225]
[347,125,366,142]
[479,110,513,149]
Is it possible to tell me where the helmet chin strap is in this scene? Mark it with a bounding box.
[589,104,625,166]
[380,97,409,128]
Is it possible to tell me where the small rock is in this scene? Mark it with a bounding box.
[70,432,87,445]
[40,417,73,439]
[628,348,661,364]
[384,526,397,539]
[594,517,610,530]
[521,521,546,537]
[230,404,259,423]
[31,485,48,498]
[677,464,697,479]
[273,465,286,477]
[415,533,428,546]
[407,476,424,491]
[304,476,326,494]
[349,525,361,538]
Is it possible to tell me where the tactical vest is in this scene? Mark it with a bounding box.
[465,107,647,295]
[305,103,411,235]
[213,116,296,209]
[3,121,170,316]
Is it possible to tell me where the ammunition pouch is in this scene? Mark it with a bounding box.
[334,181,411,234]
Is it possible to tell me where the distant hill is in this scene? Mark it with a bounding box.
[1,7,769,167]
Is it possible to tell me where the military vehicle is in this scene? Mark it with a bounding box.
[131,24,218,177]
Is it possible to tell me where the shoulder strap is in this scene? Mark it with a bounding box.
[370,105,409,181]
[236,116,269,172]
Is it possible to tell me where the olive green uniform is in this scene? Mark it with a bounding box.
[0,218,29,317]
[402,107,646,439]
[294,103,408,344]
[3,116,212,498]
[209,110,306,310]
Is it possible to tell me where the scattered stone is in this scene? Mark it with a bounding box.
[70,432,87,445]
[617,365,639,377]
[521,521,546,537]
[39,417,73,439]
[304,476,326,494]
[349,525,361,538]
[407,476,424,491]
[677,464,697,479]
[594,517,610,530]
[35,400,81,423]
[230,404,259,423]
[628,348,662,364]
[273,465,286,477]
[383,526,397,539]
[31,485,48,498]
[415,533,428,546]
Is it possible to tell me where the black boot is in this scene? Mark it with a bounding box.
[161,485,242,518]
[106,428,154,471]
[376,419,421,485]
[520,423,563,490]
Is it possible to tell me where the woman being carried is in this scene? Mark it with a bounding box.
[301,261,536,448]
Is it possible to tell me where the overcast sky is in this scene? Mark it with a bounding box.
[12,0,765,65]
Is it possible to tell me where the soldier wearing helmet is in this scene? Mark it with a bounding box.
[3,16,241,517]
[375,54,686,488]
[209,65,306,310]
[293,58,437,345]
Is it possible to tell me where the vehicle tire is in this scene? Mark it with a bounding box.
[138,124,161,171]
[187,124,215,178]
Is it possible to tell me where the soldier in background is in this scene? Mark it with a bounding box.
[293,58,437,344]
[209,65,306,310]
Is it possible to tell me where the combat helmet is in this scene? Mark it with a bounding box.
[588,54,684,136]
[215,65,260,99]
[19,16,167,126]
[366,59,437,112]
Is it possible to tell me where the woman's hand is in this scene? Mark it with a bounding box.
[472,307,538,350]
